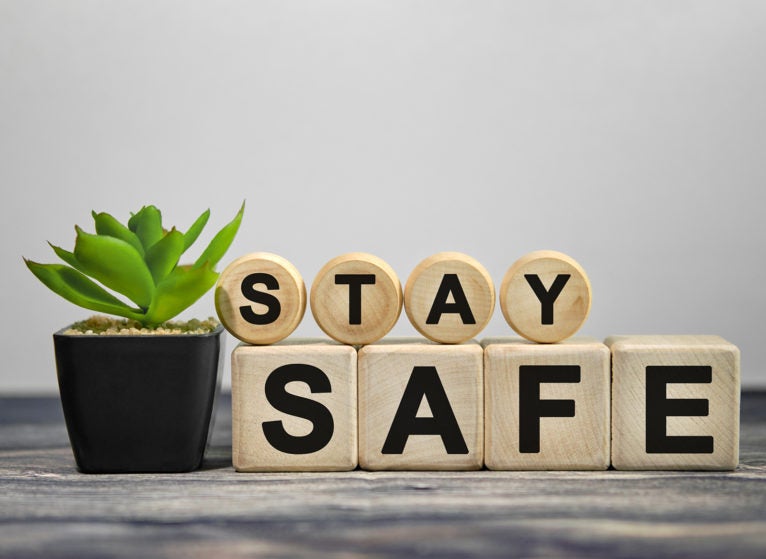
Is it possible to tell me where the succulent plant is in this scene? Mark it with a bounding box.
[25,203,244,327]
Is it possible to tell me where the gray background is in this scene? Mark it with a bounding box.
[2,1,764,392]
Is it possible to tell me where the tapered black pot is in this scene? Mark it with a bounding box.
[53,325,224,473]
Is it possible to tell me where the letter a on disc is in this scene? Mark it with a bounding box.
[405,252,495,344]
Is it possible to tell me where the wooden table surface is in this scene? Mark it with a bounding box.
[1,392,765,559]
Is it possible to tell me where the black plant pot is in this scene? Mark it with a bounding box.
[53,325,225,473]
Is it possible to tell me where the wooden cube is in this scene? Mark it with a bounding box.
[482,337,610,470]
[608,335,740,470]
[358,338,483,470]
[232,339,357,472]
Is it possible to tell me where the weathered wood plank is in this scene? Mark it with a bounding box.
[0,392,765,558]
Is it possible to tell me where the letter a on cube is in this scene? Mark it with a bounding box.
[608,335,740,470]
[358,339,484,470]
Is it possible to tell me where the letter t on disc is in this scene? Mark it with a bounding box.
[311,253,402,345]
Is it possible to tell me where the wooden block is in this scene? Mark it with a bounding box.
[499,250,591,343]
[607,335,740,471]
[215,252,306,345]
[358,338,483,470]
[310,252,402,345]
[232,339,357,472]
[404,252,495,344]
[482,336,610,470]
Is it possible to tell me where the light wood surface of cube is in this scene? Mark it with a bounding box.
[483,336,610,470]
[358,338,484,470]
[607,335,740,471]
[232,339,357,472]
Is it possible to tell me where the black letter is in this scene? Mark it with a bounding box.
[524,274,570,324]
[382,366,468,454]
[425,274,476,325]
[262,364,334,454]
[239,273,281,325]
[519,365,580,453]
[646,366,713,454]
[334,274,376,324]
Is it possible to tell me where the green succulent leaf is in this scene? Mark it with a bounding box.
[143,263,218,325]
[49,243,83,271]
[92,211,145,257]
[73,227,155,309]
[26,203,244,327]
[183,209,210,252]
[128,205,163,250]
[24,260,143,320]
[145,228,184,284]
[193,201,245,269]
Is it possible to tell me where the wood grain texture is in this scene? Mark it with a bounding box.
[483,336,610,470]
[358,338,484,470]
[215,252,306,345]
[1,392,765,558]
[499,250,591,343]
[310,253,402,345]
[607,335,740,471]
[404,252,495,344]
[232,339,357,471]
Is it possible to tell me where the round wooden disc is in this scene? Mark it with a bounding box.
[404,252,495,344]
[215,252,306,345]
[310,253,402,345]
[499,250,591,343]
